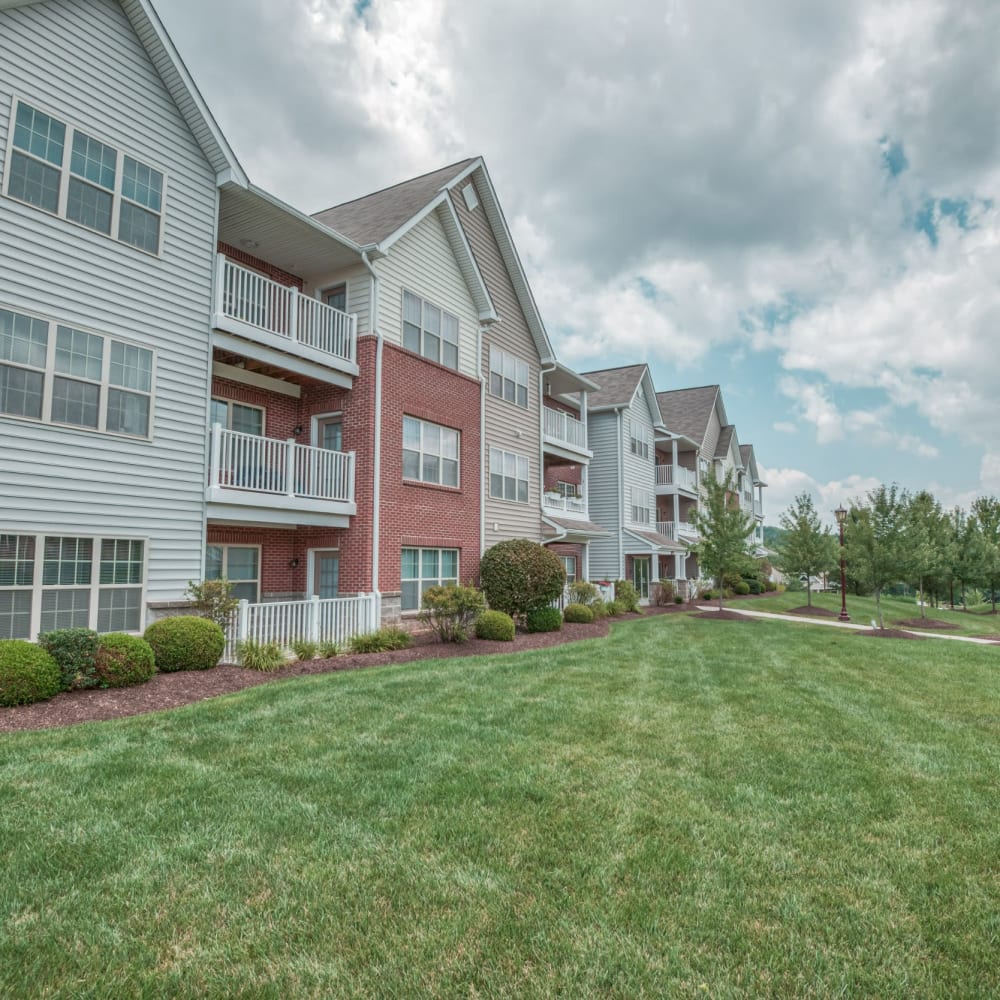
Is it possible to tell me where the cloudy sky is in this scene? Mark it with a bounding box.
[156,0,1000,523]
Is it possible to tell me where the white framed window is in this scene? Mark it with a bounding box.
[205,544,260,603]
[557,481,580,499]
[630,487,653,525]
[628,421,651,460]
[0,533,146,638]
[490,448,529,503]
[4,98,166,255]
[321,283,347,313]
[561,555,577,585]
[403,415,459,487]
[0,306,154,438]
[402,290,459,370]
[209,397,264,436]
[401,547,458,611]
[489,347,529,408]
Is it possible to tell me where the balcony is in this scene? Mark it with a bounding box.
[754,500,763,518]
[656,520,699,543]
[543,406,591,459]
[655,464,698,494]
[206,425,356,527]
[212,256,359,384]
[543,490,589,519]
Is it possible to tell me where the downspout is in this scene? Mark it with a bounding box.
[539,359,557,543]
[479,323,487,555]
[360,250,382,598]
[616,407,625,580]
[201,186,223,581]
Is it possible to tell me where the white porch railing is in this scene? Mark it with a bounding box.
[656,520,699,541]
[225,593,380,662]
[217,256,357,365]
[754,500,763,517]
[210,425,355,503]
[543,492,587,515]
[655,464,698,491]
[543,407,588,450]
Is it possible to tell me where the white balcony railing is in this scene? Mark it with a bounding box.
[656,520,699,541]
[216,256,357,366]
[543,491,587,515]
[543,407,588,451]
[754,500,763,518]
[209,425,355,504]
[655,464,699,491]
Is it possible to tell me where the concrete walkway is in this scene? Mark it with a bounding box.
[696,606,1000,645]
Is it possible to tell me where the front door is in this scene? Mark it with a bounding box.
[632,556,651,602]
[311,550,340,598]
[316,416,342,452]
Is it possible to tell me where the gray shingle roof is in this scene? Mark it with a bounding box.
[740,444,753,464]
[579,364,648,410]
[655,385,720,447]
[312,158,478,246]
[715,425,736,460]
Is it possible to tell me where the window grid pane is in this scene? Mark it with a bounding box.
[121,156,162,211]
[118,201,160,254]
[43,537,93,586]
[99,539,143,585]
[51,376,99,428]
[109,341,152,391]
[55,326,103,380]
[13,104,65,165]
[67,178,113,234]
[97,587,142,632]
[39,588,91,632]
[0,535,35,587]
[0,309,49,367]
[106,388,149,436]
[401,548,459,611]
[0,590,32,640]
[8,152,60,212]
[70,132,116,190]
[0,365,44,419]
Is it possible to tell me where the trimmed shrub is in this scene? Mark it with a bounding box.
[652,581,675,606]
[237,639,286,671]
[479,539,565,619]
[144,616,225,672]
[605,600,625,617]
[764,579,778,592]
[95,633,155,688]
[419,584,486,643]
[699,589,715,601]
[349,627,413,654]
[563,603,594,624]
[38,627,99,691]
[748,580,762,595]
[590,600,608,620]
[184,578,239,634]
[674,595,684,604]
[474,610,515,641]
[291,638,319,661]
[0,640,61,707]
[568,581,601,608]
[614,580,642,613]
[525,606,563,633]
[734,581,751,596]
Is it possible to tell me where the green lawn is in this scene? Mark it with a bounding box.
[731,589,1000,638]
[2,614,998,998]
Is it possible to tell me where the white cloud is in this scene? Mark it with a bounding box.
[773,421,797,434]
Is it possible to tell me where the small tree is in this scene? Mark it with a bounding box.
[905,491,948,619]
[689,470,756,609]
[773,493,838,608]
[478,538,566,620]
[844,484,910,629]
[971,496,1000,613]
[185,578,239,636]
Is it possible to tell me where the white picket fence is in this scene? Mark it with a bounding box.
[224,593,381,662]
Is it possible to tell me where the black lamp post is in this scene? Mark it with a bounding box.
[835,505,850,622]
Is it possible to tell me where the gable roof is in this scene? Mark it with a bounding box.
[580,364,647,410]
[312,159,477,247]
[656,385,724,450]
[715,424,738,461]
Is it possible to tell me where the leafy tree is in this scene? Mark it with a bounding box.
[844,484,910,629]
[689,470,756,609]
[971,496,1000,613]
[904,491,948,619]
[948,507,991,608]
[773,493,838,608]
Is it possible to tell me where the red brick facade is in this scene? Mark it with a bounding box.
[217,242,304,290]
[546,541,584,582]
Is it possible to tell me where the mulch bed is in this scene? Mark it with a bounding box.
[689,610,756,621]
[854,629,928,640]
[894,618,959,629]
[786,605,840,617]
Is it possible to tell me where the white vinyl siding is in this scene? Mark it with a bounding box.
[1,305,154,438]
[489,346,529,408]
[0,532,145,638]
[583,410,624,582]
[403,415,459,487]
[4,97,166,255]
[401,547,458,611]
[0,0,220,611]
[402,289,459,370]
[630,486,653,525]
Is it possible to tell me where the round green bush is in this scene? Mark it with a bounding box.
[525,606,563,633]
[734,581,751,596]
[474,610,515,641]
[674,595,684,604]
[95,633,155,688]
[144,615,225,671]
[479,539,565,618]
[0,640,61,707]
[563,602,594,624]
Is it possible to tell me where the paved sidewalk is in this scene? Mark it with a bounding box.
[697,606,1000,645]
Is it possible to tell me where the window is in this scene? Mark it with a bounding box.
[490,448,529,503]
[205,545,259,602]
[403,416,459,487]
[402,291,459,370]
[5,99,165,254]
[0,533,145,638]
[630,487,653,525]
[322,284,347,313]
[489,347,529,408]
[0,307,153,437]
[557,481,580,499]
[628,420,651,460]
[561,555,577,585]
[210,398,264,436]
[401,547,458,611]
